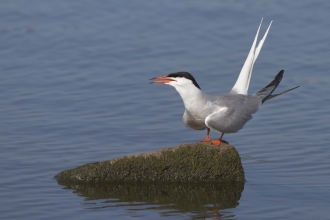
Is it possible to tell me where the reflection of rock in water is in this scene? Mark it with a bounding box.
[57,180,244,213]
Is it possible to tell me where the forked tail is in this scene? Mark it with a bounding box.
[255,70,299,103]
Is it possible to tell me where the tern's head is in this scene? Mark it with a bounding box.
[150,71,201,90]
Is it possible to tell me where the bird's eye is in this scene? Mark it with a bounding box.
[179,74,183,77]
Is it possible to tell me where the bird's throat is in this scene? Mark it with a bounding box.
[174,86,207,113]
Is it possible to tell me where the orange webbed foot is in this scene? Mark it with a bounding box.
[200,136,211,142]
[201,128,211,142]
[211,140,221,146]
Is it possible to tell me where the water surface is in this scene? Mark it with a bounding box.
[1,1,330,219]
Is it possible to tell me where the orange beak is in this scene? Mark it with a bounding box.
[149,76,176,84]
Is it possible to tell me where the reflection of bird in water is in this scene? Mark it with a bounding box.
[150,19,299,145]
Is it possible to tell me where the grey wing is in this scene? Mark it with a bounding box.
[183,110,206,130]
[205,95,261,133]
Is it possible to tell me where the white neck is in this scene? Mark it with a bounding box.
[171,83,206,111]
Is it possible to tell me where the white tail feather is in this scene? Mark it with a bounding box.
[230,19,272,95]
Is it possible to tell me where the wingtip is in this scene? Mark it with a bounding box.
[277,70,284,78]
[268,20,273,29]
[259,18,263,28]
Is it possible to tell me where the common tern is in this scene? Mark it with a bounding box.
[150,19,299,146]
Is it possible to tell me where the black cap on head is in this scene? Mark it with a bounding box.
[167,71,201,90]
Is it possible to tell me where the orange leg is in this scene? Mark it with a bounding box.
[201,128,211,142]
[211,132,225,146]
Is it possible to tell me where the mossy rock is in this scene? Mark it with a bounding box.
[55,142,245,182]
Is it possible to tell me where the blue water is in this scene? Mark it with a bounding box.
[1,1,330,219]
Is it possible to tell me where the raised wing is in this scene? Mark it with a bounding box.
[229,19,273,95]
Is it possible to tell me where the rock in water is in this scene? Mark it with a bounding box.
[55,142,245,182]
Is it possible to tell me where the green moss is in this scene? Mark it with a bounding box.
[56,142,245,182]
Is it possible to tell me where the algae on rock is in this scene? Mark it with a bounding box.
[55,142,245,182]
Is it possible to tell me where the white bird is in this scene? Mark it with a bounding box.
[150,19,299,146]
